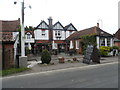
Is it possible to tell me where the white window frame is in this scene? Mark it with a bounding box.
[76,40,79,49]
[55,30,61,40]
[26,32,31,39]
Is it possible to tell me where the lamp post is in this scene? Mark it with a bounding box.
[14,0,25,57]
[14,0,31,67]
[14,0,31,57]
[21,0,25,57]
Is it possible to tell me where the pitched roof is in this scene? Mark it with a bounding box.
[35,20,49,30]
[66,26,113,41]
[114,28,120,40]
[25,30,34,38]
[0,19,20,32]
[64,23,77,31]
[53,21,64,30]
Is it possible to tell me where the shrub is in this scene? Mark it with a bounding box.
[41,49,51,64]
[80,34,97,55]
[111,46,119,50]
[99,46,110,57]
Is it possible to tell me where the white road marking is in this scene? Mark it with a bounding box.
[2,61,118,80]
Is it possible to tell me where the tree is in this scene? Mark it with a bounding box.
[25,26,34,31]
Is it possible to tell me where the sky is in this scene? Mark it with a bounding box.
[0,0,119,34]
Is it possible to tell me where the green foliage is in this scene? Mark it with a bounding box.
[17,25,21,32]
[1,68,29,76]
[111,46,119,50]
[41,49,51,64]
[80,34,96,55]
[99,46,111,56]
[25,26,34,31]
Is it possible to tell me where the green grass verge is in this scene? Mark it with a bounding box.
[0,67,30,76]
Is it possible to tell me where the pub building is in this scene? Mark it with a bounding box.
[33,17,77,54]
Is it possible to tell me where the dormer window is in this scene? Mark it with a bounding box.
[26,32,31,39]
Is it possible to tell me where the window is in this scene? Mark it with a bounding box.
[76,40,79,49]
[41,30,45,36]
[107,38,110,47]
[55,30,61,36]
[55,30,61,40]
[26,32,31,39]
[27,34,30,39]
[58,31,60,35]
[100,38,105,46]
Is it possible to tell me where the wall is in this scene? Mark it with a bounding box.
[72,39,82,54]
[34,29,49,40]
[66,31,75,38]
[3,43,14,69]
[114,41,120,50]
[0,44,2,70]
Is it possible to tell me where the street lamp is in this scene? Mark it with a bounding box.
[14,0,31,67]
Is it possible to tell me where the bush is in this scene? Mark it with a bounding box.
[111,46,119,50]
[80,34,97,55]
[41,49,51,64]
[99,46,110,57]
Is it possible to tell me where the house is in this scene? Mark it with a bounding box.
[25,29,35,55]
[34,17,77,53]
[66,23,114,54]
[114,28,120,50]
[0,19,20,69]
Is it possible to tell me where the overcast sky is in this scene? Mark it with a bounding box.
[0,0,119,34]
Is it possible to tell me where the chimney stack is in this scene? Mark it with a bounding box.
[97,23,99,28]
[48,17,53,41]
[48,17,53,30]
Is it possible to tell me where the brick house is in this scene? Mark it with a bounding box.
[66,23,114,54]
[114,28,120,50]
[34,17,77,53]
[0,19,20,69]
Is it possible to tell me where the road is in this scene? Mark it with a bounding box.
[2,62,118,88]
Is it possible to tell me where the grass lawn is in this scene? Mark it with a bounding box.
[0,67,30,76]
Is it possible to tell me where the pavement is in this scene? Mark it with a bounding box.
[3,53,119,77]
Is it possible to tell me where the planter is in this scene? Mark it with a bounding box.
[73,57,77,61]
[58,57,65,63]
